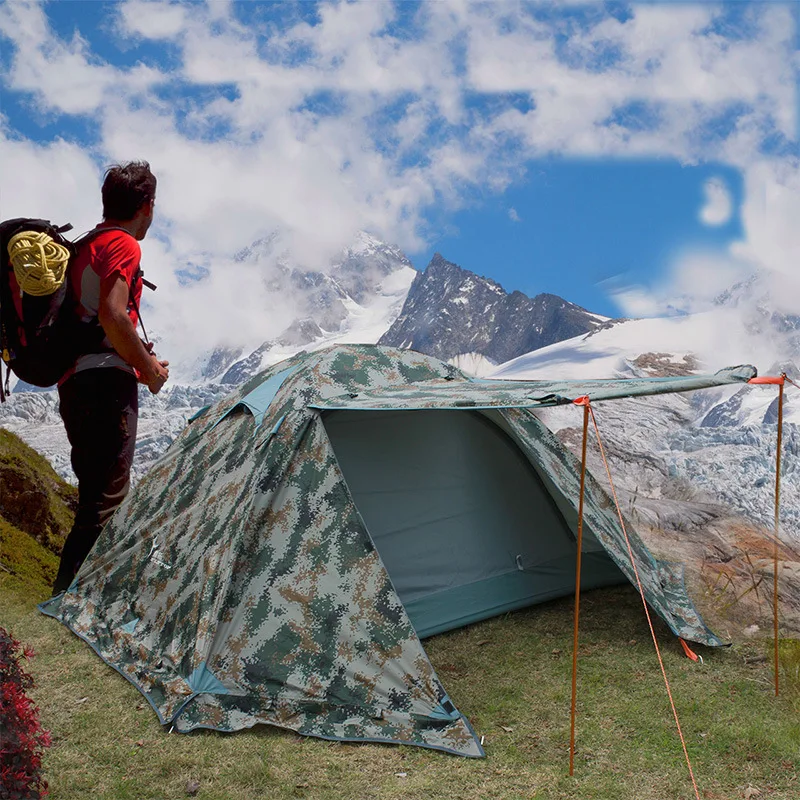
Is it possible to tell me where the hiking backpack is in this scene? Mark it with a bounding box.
[0,218,153,400]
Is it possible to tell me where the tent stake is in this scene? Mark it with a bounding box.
[773,375,785,696]
[569,399,590,776]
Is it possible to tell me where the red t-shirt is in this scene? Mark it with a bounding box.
[60,225,143,382]
[72,225,142,326]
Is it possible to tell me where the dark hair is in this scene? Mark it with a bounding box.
[101,161,157,220]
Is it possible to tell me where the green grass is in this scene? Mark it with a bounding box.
[0,518,59,588]
[0,427,75,558]
[3,576,798,800]
[0,427,71,591]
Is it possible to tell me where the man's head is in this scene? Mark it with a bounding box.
[102,161,157,240]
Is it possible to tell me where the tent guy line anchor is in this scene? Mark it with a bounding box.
[679,638,703,664]
[570,395,702,800]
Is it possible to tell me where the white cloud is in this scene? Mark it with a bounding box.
[466,3,797,160]
[118,0,190,40]
[0,0,165,115]
[729,156,800,318]
[508,207,520,223]
[136,241,297,365]
[610,285,664,319]
[0,0,797,369]
[662,251,751,314]
[610,248,755,321]
[0,125,102,231]
[732,157,800,280]
[700,177,733,226]
[613,156,800,330]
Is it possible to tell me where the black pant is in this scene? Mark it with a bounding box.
[53,369,138,593]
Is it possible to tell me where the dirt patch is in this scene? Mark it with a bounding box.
[631,352,700,377]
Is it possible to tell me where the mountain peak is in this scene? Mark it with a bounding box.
[345,230,403,259]
[424,253,505,293]
[380,254,606,363]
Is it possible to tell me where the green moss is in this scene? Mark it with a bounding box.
[0,518,57,593]
[779,638,800,693]
[0,428,76,555]
[0,428,75,593]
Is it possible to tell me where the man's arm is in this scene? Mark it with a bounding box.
[98,273,169,394]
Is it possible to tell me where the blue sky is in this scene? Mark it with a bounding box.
[422,158,744,317]
[1,0,798,353]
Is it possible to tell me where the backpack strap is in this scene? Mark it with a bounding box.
[72,225,134,248]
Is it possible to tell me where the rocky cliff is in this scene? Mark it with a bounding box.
[379,253,609,364]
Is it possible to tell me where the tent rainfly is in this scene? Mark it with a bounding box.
[40,344,757,757]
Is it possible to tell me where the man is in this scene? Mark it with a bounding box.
[52,161,170,593]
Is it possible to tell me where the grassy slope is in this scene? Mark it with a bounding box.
[0,427,75,588]
[1,430,798,800]
[0,518,59,588]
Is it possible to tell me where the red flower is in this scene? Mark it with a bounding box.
[0,627,51,799]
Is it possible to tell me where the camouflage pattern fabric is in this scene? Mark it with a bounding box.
[311,365,757,411]
[40,344,746,756]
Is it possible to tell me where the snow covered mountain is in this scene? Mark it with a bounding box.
[491,314,799,542]
[193,231,417,384]
[379,253,610,365]
[1,242,616,484]
[0,381,231,484]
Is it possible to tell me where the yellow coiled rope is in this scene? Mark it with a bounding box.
[7,230,71,297]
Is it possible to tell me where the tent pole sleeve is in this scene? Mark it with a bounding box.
[773,375,785,697]
[569,400,590,776]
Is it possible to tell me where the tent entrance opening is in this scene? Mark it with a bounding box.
[323,409,623,637]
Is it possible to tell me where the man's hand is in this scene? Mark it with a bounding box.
[140,342,170,393]
[140,356,170,394]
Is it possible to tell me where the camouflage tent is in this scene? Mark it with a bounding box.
[40,344,756,757]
